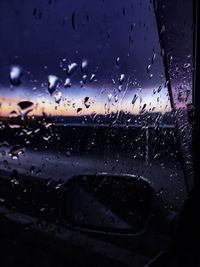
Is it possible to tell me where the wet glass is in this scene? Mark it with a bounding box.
[0,0,191,221]
[154,0,194,190]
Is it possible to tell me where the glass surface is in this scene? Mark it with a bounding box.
[63,174,154,233]
[0,0,191,217]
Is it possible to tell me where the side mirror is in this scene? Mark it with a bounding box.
[61,174,156,234]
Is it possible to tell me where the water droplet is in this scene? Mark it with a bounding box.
[147,64,151,72]
[48,75,59,95]
[67,63,78,75]
[64,78,71,88]
[55,183,63,190]
[82,74,87,83]
[118,85,122,92]
[89,74,95,82]
[11,178,20,185]
[18,101,33,110]
[8,145,25,159]
[45,123,53,128]
[81,60,88,72]
[152,53,156,63]
[183,63,191,69]
[8,124,21,129]
[119,74,125,85]
[53,91,62,104]
[43,136,51,141]
[116,57,120,66]
[9,65,23,86]
[157,85,162,93]
[140,104,147,114]
[80,81,84,87]
[77,108,82,114]
[132,94,138,105]
[112,78,116,84]
[21,109,33,120]
[34,128,40,133]
[17,101,34,119]
[84,97,90,108]
[108,94,112,102]
[9,110,18,118]
[10,170,20,185]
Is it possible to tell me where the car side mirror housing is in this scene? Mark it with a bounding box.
[61,174,157,234]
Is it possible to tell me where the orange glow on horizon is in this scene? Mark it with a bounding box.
[0,89,171,118]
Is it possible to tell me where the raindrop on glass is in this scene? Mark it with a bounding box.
[11,178,20,185]
[157,85,162,93]
[84,97,90,108]
[67,63,77,76]
[119,74,125,85]
[140,104,147,114]
[82,74,87,84]
[132,94,138,105]
[77,108,82,114]
[81,60,88,73]
[147,64,151,72]
[108,93,112,102]
[64,78,72,88]
[43,136,51,141]
[89,74,96,82]
[9,110,18,118]
[18,101,33,110]
[9,65,23,86]
[67,62,78,75]
[48,75,59,95]
[53,91,62,104]
[116,57,120,66]
[183,63,191,69]
[8,145,25,159]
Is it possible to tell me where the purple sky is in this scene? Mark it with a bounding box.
[0,0,172,116]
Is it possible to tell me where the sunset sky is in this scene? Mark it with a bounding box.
[0,0,173,118]
[0,84,171,117]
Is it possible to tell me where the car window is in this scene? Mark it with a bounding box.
[0,0,189,213]
[154,0,193,190]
